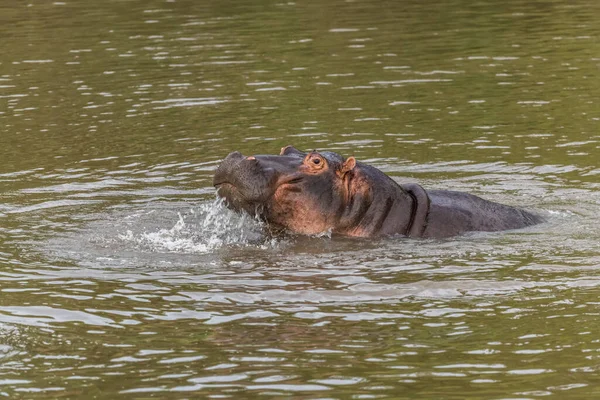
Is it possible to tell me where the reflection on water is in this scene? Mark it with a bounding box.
[1,0,600,398]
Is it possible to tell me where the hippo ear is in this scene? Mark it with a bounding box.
[338,157,356,177]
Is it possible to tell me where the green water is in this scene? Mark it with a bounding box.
[1,0,600,398]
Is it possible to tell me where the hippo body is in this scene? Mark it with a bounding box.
[213,146,543,239]
[422,188,541,238]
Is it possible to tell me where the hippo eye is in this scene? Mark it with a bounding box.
[305,153,326,170]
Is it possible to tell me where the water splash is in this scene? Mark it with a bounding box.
[117,198,269,253]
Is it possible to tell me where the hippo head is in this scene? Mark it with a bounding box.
[213,145,358,235]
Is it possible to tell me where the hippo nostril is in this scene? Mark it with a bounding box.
[225,151,245,160]
[280,145,292,155]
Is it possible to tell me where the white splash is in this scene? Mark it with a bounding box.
[118,199,269,253]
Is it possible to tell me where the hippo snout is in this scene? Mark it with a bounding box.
[213,151,279,210]
[213,151,252,186]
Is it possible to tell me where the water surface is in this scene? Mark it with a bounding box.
[1,0,600,398]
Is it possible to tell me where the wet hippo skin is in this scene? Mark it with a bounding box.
[213,146,543,238]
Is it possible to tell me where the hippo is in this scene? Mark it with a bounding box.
[213,146,543,238]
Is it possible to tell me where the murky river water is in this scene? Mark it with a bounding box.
[1,0,600,398]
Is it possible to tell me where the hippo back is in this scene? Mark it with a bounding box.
[423,190,542,238]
